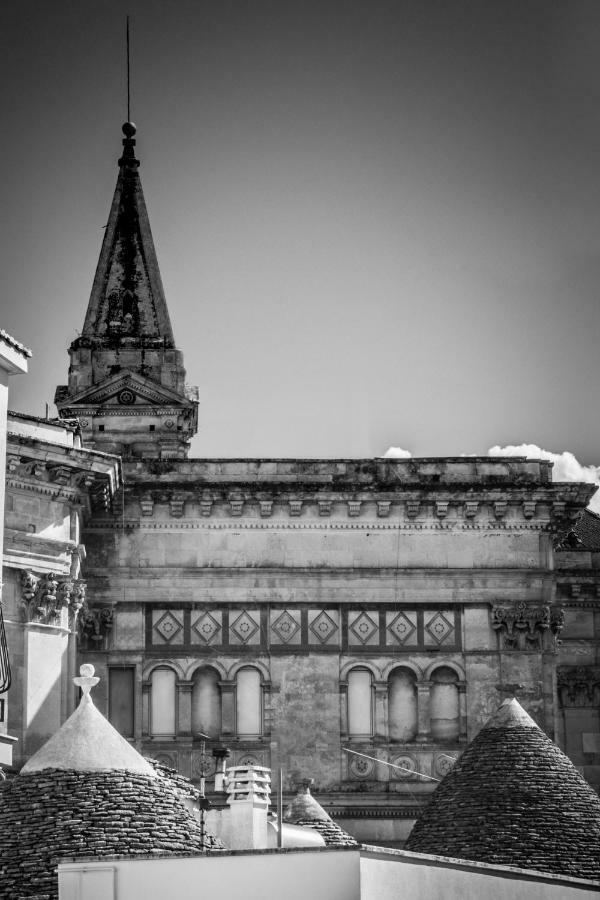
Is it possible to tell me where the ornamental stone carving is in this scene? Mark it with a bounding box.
[491,601,564,651]
[557,666,600,708]
[77,605,114,647]
[19,570,86,628]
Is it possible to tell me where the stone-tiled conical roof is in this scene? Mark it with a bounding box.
[284,780,358,847]
[405,698,600,880]
[0,666,222,899]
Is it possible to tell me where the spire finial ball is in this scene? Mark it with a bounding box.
[122,121,137,138]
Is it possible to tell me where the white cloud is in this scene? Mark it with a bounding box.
[382,446,412,458]
[488,444,600,512]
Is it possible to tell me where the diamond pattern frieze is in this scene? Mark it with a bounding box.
[191,611,222,645]
[270,609,301,644]
[230,609,260,645]
[348,611,379,646]
[308,610,339,645]
[386,611,417,646]
[153,610,184,644]
[424,611,455,646]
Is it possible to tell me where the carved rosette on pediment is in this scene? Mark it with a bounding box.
[19,570,87,629]
[557,666,600,708]
[77,603,114,649]
[491,600,564,651]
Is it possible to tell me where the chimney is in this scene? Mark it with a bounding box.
[208,764,271,850]
[212,745,231,794]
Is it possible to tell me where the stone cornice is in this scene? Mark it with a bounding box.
[66,408,195,417]
[84,518,552,532]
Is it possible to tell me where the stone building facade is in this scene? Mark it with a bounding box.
[2,412,119,764]
[4,121,600,845]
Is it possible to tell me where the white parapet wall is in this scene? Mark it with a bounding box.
[58,846,600,900]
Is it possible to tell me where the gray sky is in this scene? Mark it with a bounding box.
[1,1,600,462]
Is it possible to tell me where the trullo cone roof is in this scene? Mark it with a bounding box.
[405,698,600,880]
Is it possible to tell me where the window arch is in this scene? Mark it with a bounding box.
[236,667,262,737]
[347,667,373,737]
[150,667,176,736]
[388,666,417,742]
[430,666,459,741]
[191,666,221,738]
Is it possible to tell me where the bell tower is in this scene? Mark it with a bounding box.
[55,123,198,458]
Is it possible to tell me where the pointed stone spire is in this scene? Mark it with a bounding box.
[82,122,175,345]
[55,123,198,458]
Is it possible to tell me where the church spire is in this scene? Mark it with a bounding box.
[55,123,198,459]
[81,121,175,345]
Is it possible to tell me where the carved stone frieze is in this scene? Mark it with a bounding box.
[77,604,114,647]
[19,569,86,628]
[491,600,564,651]
[557,666,600,708]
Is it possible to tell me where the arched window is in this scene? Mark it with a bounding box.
[388,667,417,742]
[430,666,459,741]
[236,667,262,737]
[192,666,221,738]
[150,667,176,736]
[347,668,373,737]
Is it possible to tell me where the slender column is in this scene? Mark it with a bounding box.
[458,681,467,742]
[134,664,143,744]
[373,681,388,740]
[220,681,236,736]
[177,680,193,736]
[416,680,432,742]
[339,682,348,738]
[141,681,150,737]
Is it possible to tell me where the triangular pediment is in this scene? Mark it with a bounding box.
[58,370,194,410]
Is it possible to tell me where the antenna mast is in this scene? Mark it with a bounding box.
[126,15,131,122]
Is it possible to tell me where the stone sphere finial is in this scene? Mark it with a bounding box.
[122,121,137,137]
[74,663,100,697]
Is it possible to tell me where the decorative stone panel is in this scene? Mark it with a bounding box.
[19,570,86,628]
[308,609,340,646]
[423,610,456,647]
[191,610,223,646]
[152,609,184,645]
[491,601,564,651]
[78,605,113,647]
[229,609,261,645]
[348,610,380,647]
[389,754,418,780]
[557,666,600,708]
[348,753,374,779]
[386,610,418,647]
[434,752,458,779]
[270,609,302,645]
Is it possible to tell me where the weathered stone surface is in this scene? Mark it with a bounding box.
[0,769,222,899]
[405,699,600,879]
